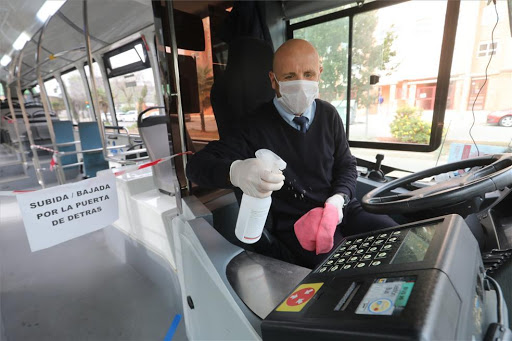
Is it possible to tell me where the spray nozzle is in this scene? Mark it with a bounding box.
[255,149,287,173]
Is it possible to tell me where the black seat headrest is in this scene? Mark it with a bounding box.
[211,37,275,139]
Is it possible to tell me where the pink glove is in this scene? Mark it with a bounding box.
[293,207,323,251]
[315,203,340,255]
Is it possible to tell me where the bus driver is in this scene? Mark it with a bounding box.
[186,39,396,268]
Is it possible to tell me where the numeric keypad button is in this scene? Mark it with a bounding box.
[342,264,352,270]
[319,267,328,273]
[362,254,373,261]
[382,244,393,251]
[375,252,388,259]
[356,262,367,268]
[371,261,382,266]
[330,265,339,272]
[336,258,347,264]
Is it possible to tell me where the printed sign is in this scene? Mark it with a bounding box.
[16,172,118,252]
[356,277,415,316]
[276,283,323,312]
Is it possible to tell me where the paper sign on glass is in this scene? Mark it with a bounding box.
[16,172,118,252]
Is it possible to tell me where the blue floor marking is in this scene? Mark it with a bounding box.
[163,314,182,341]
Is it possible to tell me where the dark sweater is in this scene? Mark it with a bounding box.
[186,99,357,233]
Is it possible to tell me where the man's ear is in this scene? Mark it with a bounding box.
[269,71,277,90]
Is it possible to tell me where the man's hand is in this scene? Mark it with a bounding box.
[326,194,345,224]
[230,158,285,198]
[294,194,346,255]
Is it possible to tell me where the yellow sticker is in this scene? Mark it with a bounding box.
[276,283,323,312]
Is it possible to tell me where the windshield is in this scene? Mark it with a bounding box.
[294,0,512,172]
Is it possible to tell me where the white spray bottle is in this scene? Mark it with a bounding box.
[235,149,287,244]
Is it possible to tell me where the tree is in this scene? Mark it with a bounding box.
[137,84,148,112]
[197,66,214,132]
[294,9,397,108]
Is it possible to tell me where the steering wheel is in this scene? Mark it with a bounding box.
[362,153,512,214]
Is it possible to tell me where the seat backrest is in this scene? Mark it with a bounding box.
[78,122,109,177]
[138,110,179,197]
[53,121,78,166]
[210,37,275,139]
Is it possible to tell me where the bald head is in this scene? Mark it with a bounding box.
[269,39,322,96]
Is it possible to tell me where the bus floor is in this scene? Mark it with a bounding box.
[0,195,187,341]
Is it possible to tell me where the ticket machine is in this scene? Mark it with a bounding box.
[262,215,511,340]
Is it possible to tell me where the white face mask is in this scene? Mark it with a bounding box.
[275,76,319,115]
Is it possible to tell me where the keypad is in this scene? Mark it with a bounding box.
[315,228,406,273]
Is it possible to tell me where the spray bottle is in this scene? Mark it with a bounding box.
[235,149,287,244]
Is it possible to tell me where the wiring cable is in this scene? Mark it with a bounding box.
[469,0,499,157]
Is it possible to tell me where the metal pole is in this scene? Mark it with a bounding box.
[83,0,108,159]
[93,55,118,126]
[15,52,45,188]
[166,1,190,192]
[6,59,28,168]
[83,0,132,165]
[36,18,66,184]
[54,73,74,122]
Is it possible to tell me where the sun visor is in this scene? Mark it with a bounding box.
[174,9,205,51]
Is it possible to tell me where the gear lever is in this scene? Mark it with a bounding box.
[368,154,386,182]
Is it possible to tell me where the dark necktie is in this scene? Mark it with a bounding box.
[293,116,308,133]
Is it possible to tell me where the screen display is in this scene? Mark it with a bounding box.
[391,224,437,264]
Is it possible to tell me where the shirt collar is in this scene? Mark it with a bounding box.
[273,96,316,125]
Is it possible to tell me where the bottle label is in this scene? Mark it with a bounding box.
[243,209,268,240]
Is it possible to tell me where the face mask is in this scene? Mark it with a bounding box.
[275,76,319,115]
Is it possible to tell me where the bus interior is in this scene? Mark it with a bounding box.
[1,0,512,340]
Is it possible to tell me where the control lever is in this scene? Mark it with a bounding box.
[368,154,386,182]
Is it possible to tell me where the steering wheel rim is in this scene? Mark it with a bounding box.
[362,153,512,214]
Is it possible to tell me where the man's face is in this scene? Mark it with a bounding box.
[269,42,323,97]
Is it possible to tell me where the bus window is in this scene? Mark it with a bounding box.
[43,78,68,121]
[294,0,512,172]
[23,89,34,103]
[108,68,156,135]
[174,6,220,143]
[84,62,112,125]
[61,68,94,122]
[294,16,350,130]
[105,40,156,135]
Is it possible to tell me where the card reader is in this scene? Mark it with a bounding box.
[262,215,506,340]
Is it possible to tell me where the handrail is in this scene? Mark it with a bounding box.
[36,16,66,185]
[83,0,131,166]
[6,54,27,168]
[15,52,46,188]
[103,125,130,136]
[167,2,189,193]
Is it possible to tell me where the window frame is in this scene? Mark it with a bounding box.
[477,41,498,57]
[287,0,461,152]
[102,38,151,79]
